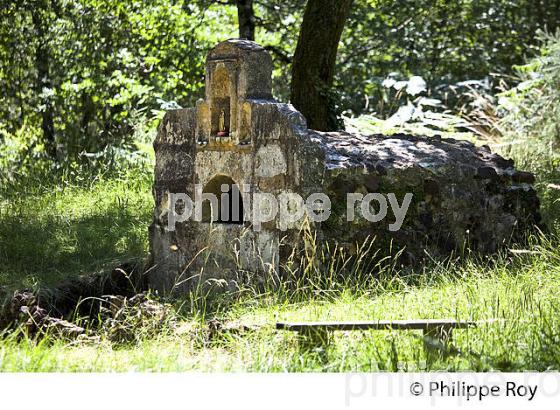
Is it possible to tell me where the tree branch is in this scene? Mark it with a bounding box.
[263,45,291,63]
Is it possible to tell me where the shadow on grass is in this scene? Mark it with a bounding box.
[0,205,149,290]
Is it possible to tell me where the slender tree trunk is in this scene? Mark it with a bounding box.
[290,0,353,131]
[80,92,95,139]
[237,0,255,40]
[31,8,56,158]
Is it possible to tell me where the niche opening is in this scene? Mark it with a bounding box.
[201,175,244,224]
[212,98,231,136]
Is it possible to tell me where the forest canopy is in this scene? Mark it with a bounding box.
[1,0,559,164]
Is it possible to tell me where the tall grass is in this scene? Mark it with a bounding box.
[1,233,560,371]
[1,134,559,371]
[0,154,153,291]
[1,97,560,372]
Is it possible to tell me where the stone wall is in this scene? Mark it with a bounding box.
[148,39,541,294]
[313,131,541,262]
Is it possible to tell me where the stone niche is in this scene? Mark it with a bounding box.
[148,39,541,293]
[195,40,274,147]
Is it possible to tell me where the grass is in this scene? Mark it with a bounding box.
[0,129,559,372]
[1,250,560,371]
[0,165,153,290]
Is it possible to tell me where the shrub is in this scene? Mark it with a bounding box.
[499,31,560,146]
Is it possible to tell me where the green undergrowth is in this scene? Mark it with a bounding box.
[1,243,560,371]
[0,129,559,372]
[0,163,153,291]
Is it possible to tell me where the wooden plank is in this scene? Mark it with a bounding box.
[276,319,481,332]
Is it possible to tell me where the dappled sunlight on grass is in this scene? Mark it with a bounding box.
[0,129,559,372]
[0,171,152,290]
[3,249,559,372]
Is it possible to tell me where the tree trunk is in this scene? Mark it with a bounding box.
[237,0,255,40]
[290,0,353,131]
[81,92,95,139]
[31,8,56,158]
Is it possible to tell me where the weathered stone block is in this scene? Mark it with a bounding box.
[148,40,541,294]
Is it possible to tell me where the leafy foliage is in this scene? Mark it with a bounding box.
[0,0,236,162]
[499,31,560,146]
[337,0,560,116]
[2,0,558,166]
